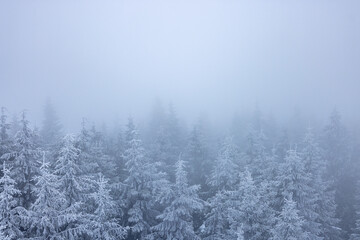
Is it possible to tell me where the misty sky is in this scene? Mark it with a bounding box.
[1,0,359,131]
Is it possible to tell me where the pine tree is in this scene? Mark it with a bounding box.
[229,169,273,240]
[152,158,203,240]
[90,174,127,240]
[271,194,309,240]
[41,99,62,149]
[55,134,86,207]
[208,136,239,191]
[350,181,360,240]
[301,128,340,239]
[0,108,12,177]
[186,125,209,186]
[0,162,24,239]
[202,190,231,240]
[1,111,40,209]
[323,109,355,238]
[123,118,170,239]
[276,149,322,239]
[244,127,268,182]
[30,152,83,239]
[202,137,239,240]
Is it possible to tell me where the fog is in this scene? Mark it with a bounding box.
[1,0,360,131]
[2,1,360,239]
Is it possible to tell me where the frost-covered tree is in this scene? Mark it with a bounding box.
[30,153,83,239]
[186,125,209,186]
[90,174,127,240]
[271,194,309,240]
[276,149,322,239]
[229,169,273,240]
[350,181,360,240]
[55,134,86,206]
[0,108,12,178]
[79,125,115,180]
[123,118,170,239]
[208,136,239,191]
[202,137,239,240]
[41,99,62,148]
[1,112,40,209]
[148,103,184,181]
[301,129,340,239]
[0,162,24,239]
[0,107,11,156]
[323,110,355,238]
[202,190,231,240]
[244,127,268,182]
[152,158,203,240]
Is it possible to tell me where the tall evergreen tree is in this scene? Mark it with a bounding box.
[186,125,209,186]
[277,150,321,239]
[301,128,340,239]
[271,194,309,240]
[90,174,127,240]
[123,118,170,239]
[0,162,24,239]
[1,112,40,209]
[350,181,360,240]
[152,158,203,240]
[229,169,273,240]
[30,152,83,239]
[41,99,62,148]
[202,137,239,239]
[55,134,86,207]
[323,109,355,237]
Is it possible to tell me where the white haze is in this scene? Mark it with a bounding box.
[1,0,360,131]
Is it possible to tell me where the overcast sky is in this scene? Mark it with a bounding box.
[1,0,359,131]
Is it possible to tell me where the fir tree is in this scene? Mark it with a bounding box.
[276,149,322,239]
[208,136,239,191]
[30,152,83,239]
[0,162,24,239]
[55,134,86,207]
[152,158,203,240]
[123,118,170,239]
[41,99,62,148]
[272,194,309,240]
[1,111,40,209]
[301,128,340,239]
[90,174,127,240]
[229,169,273,240]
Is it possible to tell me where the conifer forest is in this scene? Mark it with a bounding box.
[1,1,360,239]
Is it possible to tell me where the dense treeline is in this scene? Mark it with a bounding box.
[0,100,359,240]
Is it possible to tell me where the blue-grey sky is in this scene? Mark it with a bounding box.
[1,0,359,130]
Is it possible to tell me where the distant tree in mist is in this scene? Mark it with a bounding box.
[41,99,62,148]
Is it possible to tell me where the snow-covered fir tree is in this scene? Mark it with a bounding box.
[244,127,268,182]
[1,112,40,209]
[0,162,24,239]
[301,128,341,239]
[208,136,239,191]
[41,99,62,149]
[0,107,11,159]
[152,157,203,240]
[30,152,84,239]
[276,149,322,239]
[202,190,231,240]
[122,118,170,239]
[186,125,209,186]
[272,194,309,240]
[350,181,360,240]
[90,174,127,240]
[228,169,273,240]
[55,134,87,206]
[202,137,239,239]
